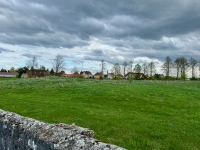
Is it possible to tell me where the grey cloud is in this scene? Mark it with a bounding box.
[0,32,88,48]
[21,53,41,58]
[1,0,200,42]
[0,0,200,66]
[84,50,108,62]
[83,56,98,61]
[91,49,104,55]
[0,47,15,53]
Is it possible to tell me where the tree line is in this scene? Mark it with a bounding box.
[161,56,199,79]
[109,56,200,79]
[1,55,200,79]
[1,54,66,78]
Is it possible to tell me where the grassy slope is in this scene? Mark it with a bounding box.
[0,77,200,149]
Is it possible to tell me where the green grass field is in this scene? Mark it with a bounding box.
[0,77,200,149]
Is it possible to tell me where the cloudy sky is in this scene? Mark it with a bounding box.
[0,0,200,74]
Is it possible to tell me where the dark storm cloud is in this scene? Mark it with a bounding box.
[0,0,200,63]
[84,49,105,62]
[1,0,200,41]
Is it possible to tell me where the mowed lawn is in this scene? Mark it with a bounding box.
[0,77,200,149]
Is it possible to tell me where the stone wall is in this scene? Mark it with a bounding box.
[0,109,125,150]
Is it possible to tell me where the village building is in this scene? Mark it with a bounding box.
[125,72,148,79]
[0,72,17,78]
[22,69,46,78]
[107,73,115,79]
[94,72,104,79]
[80,71,93,78]
[62,73,80,78]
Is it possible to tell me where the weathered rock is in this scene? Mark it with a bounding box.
[0,109,126,150]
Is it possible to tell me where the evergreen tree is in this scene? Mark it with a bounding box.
[50,68,55,76]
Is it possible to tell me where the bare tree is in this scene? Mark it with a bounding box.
[174,57,181,78]
[179,57,188,76]
[122,61,128,77]
[148,61,156,77]
[111,63,121,78]
[174,57,188,79]
[142,63,148,75]
[127,61,133,73]
[189,57,198,78]
[162,56,173,77]
[134,64,142,73]
[52,54,66,74]
[26,56,38,69]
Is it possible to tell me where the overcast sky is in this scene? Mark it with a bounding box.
[0,0,200,74]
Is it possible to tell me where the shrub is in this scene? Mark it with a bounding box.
[78,75,84,78]
[113,75,121,80]
[162,76,175,80]
[190,77,197,80]
[180,72,187,80]
[28,71,33,78]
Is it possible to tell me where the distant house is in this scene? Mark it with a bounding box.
[80,71,93,78]
[62,74,73,78]
[94,72,104,79]
[25,69,46,78]
[62,73,80,78]
[112,73,124,79]
[126,72,147,79]
[107,73,115,79]
[104,70,115,79]
[21,73,28,78]
[145,75,149,79]
[0,72,17,78]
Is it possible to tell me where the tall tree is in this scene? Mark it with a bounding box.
[148,61,156,77]
[122,61,128,77]
[134,64,142,73]
[142,63,148,75]
[26,56,38,69]
[174,57,181,78]
[162,56,173,77]
[127,61,133,73]
[52,54,65,74]
[189,57,198,78]
[179,57,188,76]
[111,63,121,78]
